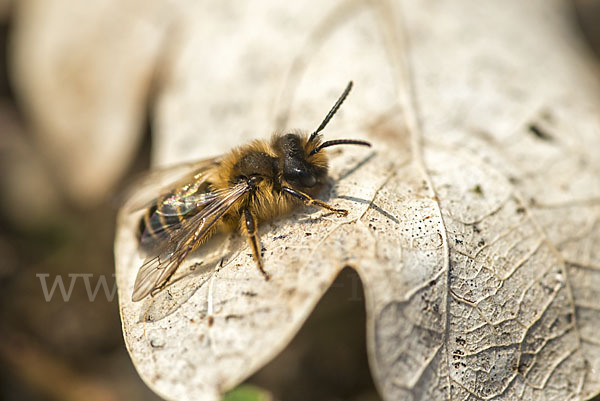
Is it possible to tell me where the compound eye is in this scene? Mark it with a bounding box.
[300,173,317,188]
[285,166,317,188]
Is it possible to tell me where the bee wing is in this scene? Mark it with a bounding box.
[131,182,250,302]
[124,156,223,215]
[155,187,243,216]
[137,157,225,245]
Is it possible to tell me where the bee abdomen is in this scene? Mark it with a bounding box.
[137,201,184,247]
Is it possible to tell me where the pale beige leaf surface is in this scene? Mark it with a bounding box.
[115,0,600,400]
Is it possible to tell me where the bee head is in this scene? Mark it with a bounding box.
[275,133,325,189]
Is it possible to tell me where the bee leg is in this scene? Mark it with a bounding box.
[242,209,270,280]
[282,187,348,217]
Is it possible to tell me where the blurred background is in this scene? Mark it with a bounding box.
[0,1,599,400]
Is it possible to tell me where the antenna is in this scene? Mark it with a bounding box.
[308,81,353,143]
[309,139,371,156]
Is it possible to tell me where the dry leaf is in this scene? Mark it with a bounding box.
[114,1,600,400]
[11,0,172,206]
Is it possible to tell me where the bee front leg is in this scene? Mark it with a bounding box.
[242,209,270,280]
[282,187,348,217]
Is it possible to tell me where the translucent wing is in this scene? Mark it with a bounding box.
[122,157,222,214]
[157,187,247,216]
[131,181,250,302]
[137,157,223,246]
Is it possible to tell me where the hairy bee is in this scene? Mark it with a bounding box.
[132,81,370,301]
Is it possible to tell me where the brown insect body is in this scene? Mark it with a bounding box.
[132,82,370,302]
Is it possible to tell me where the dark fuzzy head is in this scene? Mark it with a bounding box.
[272,133,328,190]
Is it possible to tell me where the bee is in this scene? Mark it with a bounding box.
[132,81,370,302]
